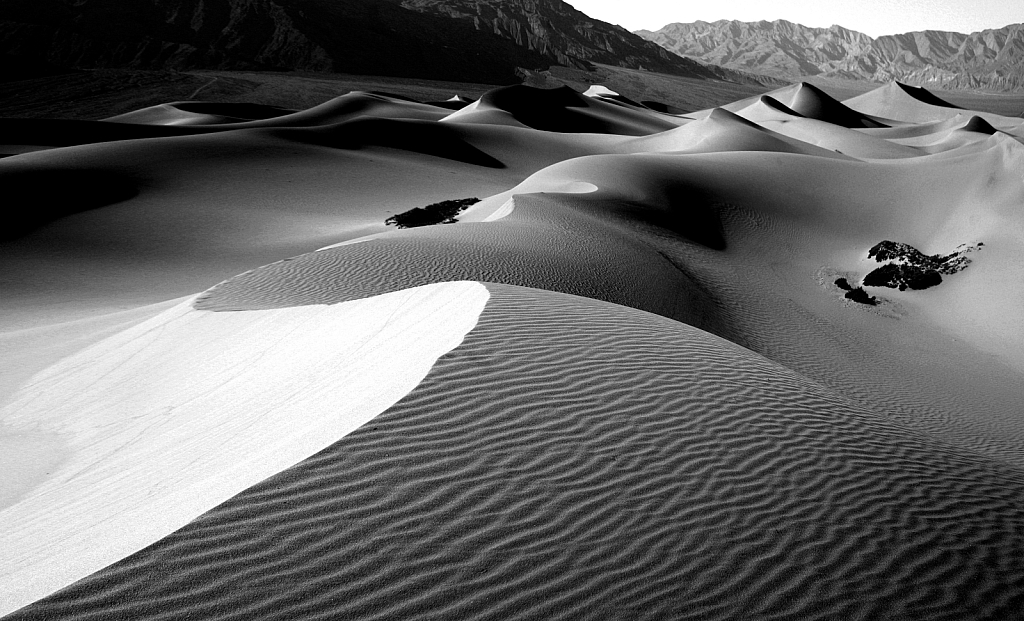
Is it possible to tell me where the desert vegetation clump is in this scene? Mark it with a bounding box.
[385,198,481,228]
[835,278,878,305]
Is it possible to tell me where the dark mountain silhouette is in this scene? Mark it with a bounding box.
[0,0,554,84]
[0,0,771,86]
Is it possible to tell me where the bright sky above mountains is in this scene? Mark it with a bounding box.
[567,0,1022,38]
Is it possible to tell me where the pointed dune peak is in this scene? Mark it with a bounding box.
[843,82,969,124]
[894,82,962,109]
[760,96,804,117]
[423,95,475,111]
[780,83,888,129]
[706,106,771,130]
[626,107,848,159]
[734,96,806,123]
[960,116,998,135]
[461,85,678,135]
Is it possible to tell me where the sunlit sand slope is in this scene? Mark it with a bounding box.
[0,283,488,616]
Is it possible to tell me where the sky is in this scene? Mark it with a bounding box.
[565,0,1023,38]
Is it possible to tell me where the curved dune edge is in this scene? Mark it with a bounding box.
[10,284,1024,620]
[0,281,489,618]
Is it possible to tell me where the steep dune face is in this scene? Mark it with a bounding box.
[3,82,1024,619]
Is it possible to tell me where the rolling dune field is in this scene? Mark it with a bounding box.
[2,79,1024,619]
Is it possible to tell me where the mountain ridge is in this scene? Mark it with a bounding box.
[0,0,776,87]
[0,0,555,84]
[637,19,1024,92]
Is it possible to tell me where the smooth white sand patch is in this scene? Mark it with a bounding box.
[0,297,192,408]
[463,181,599,223]
[484,197,516,222]
[583,85,621,98]
[0,281,490,617]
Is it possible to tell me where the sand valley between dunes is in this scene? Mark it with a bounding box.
[2,79,1024,620]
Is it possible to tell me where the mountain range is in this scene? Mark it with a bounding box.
[0,0,769,86]
[637,20,1024,92]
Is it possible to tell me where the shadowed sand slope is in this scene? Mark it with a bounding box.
[696,82,892,129]
[0,108,600,329]
[770,83,890,129]
[9,284,1024,620]
[0,92,465,154]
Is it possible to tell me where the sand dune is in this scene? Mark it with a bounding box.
[105,101,298,126]
[758,116,924,159]
[770,82,891,128]
[107,92,454,128]
[0,282,488,616]
[0,119,205,153]
[846,82,1024,132]
[0,120,535,329]
[695,82,895,129]
[733,95,804,123]
[10,284,1024,620]
[444,85,685,135]
[623,108,850,158]
[3,80,1024,619]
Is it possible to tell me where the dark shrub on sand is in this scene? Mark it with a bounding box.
[385,198,481,228]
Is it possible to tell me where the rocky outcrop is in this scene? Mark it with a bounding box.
[637,19,1024,92]
[862,240,981,291]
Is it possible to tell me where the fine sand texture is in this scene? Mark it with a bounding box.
[2,81,1024,619]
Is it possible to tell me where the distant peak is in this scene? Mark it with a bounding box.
[635,19,1024,92]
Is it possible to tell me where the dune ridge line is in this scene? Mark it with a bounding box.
[0,281,489,617]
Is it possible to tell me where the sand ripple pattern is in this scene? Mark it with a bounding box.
[194,184,1024,466]
[10,284,1024,620]
[194,192,726,334]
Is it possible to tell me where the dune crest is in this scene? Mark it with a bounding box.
[0,282,489,617]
